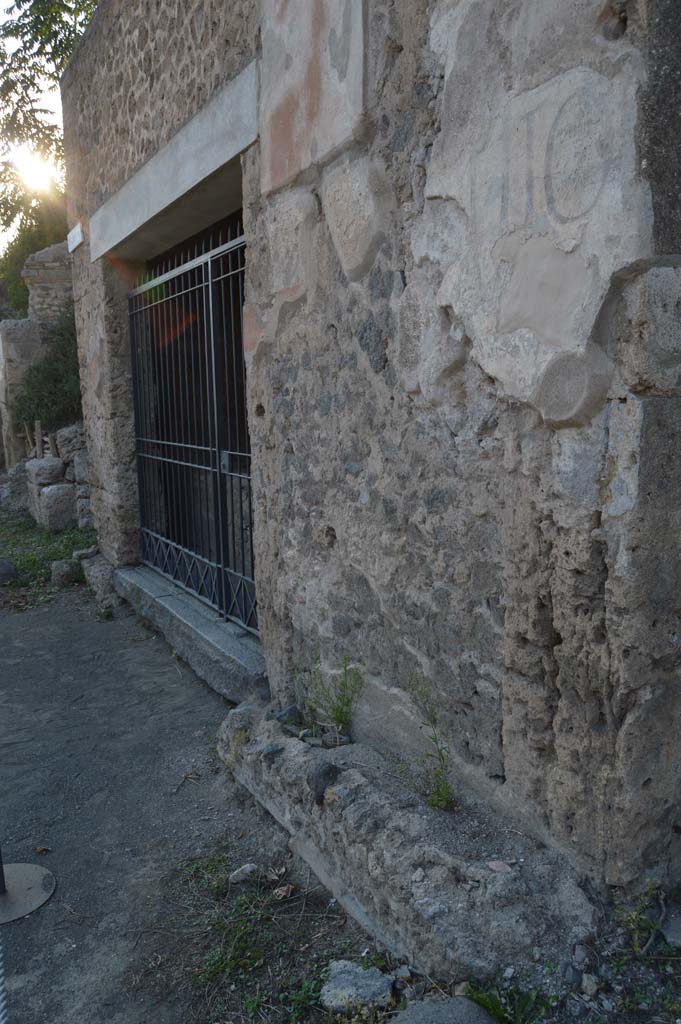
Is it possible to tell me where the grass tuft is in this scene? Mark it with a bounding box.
[0,508,96,609]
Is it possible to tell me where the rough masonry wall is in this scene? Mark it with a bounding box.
[245,0,681,888]
[62,0,259,564]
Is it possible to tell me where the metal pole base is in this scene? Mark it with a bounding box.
[0,864,56,924]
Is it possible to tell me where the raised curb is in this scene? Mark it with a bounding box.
[218,703,598,980]
[114,566,269,704]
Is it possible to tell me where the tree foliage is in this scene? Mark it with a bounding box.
[13,304,82,431]
[0,195,66,313]
[0,0,97,231]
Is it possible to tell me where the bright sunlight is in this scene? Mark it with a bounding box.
[9,144,59,193]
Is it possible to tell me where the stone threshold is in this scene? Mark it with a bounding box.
[113,566,268,705]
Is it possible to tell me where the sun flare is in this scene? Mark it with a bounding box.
[10,145,58,193]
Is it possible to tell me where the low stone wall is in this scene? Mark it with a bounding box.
[219,702,596,979]
[22,423,92,531]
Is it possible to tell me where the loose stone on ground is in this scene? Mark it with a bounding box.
[390,996,496,1024]
[320,960,393,1015]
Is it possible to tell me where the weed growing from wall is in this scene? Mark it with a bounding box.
[406,674,456,812]
[297,659,363,738]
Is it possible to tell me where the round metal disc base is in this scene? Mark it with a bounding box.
[0,864,56,924]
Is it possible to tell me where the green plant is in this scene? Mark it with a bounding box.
[406,674,456,811]
[279,978,322,1022]
[13,305,82,432]
[243,991,266,1017]
[299,658,363,737]
[197,895,271,982]
[469,987,550,1024]
[0,198,66,313]
[613,884,660,955]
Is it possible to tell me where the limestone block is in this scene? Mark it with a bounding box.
[26,457,65,487]
[55,422,85,462]
[426,1,651,415]
[266,188,319,298]
[51,559,84,587]
[37,483,76,532]
[83,555,122,610]
[322,156,391,282]
[260,0,366,194]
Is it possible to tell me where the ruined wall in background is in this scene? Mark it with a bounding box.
[61,0,260,565]
[245,0,681,888]
[0,241,72,469]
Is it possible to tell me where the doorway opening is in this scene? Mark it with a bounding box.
[128,212,257,633]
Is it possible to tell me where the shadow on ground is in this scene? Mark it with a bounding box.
[0,592,371,1023]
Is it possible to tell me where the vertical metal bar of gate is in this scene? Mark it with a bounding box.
[128,230,257,633]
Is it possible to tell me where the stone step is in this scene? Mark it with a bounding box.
[114,566,268,705]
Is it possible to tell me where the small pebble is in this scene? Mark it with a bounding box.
[228,863,259,884]
[581,973,598,997]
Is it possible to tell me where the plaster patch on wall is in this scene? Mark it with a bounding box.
[420,0,653,426]
[260,0,366,194]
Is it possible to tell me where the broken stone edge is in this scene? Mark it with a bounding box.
[218,703,598,981]
[114,566,269,705]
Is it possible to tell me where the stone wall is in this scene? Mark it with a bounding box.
[22,241,74,323]
[246,0,681,889]
[61,0,260,566]
[62,0,681,889]
[0,241,72,469]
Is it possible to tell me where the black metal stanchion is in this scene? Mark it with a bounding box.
[0,845,56,925]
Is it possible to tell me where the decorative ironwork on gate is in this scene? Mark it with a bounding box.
[128,214,257,633]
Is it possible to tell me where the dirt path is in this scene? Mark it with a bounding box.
[0,591,303,1023]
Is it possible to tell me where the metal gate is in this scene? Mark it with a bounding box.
[128,215,257,633]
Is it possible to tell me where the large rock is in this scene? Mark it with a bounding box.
[36,483,76,531]
[26,457,64,487]
[391,997,496,1024]
[320,960,393,1015]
